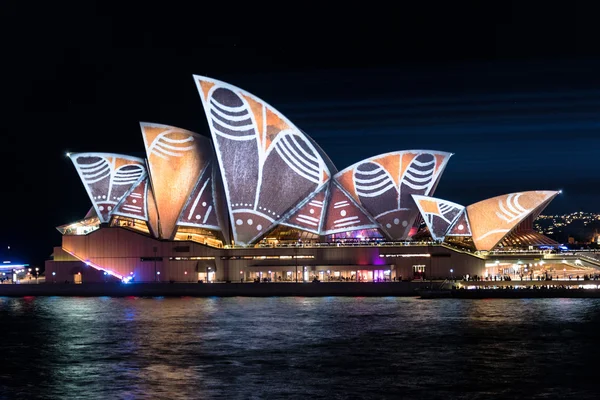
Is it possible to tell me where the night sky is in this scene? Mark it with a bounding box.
[2,2,599,266]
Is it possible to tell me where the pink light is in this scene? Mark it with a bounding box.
[62,249,123,280]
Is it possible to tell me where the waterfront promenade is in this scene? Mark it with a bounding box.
[446,278,600,298]
[449,288,600,298]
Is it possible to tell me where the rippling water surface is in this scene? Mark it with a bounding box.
[1,296,600,399]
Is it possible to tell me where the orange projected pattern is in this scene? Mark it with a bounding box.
[446,210,472,236]
[141,123,213,239]
[334,150,452,240]
[412,195,464,241]
[112,177,150,221]
[194,75,332,245]
[177,161,221,230]
[322,182,378,235]
[146,187,159,237]
[280,184,328,234]
[466,191,559,251]
[64,76,565,252]
[70,153,146,223]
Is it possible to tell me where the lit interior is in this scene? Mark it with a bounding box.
[56,217,100,235]
[110,215,150,235]
[174,226,224,248]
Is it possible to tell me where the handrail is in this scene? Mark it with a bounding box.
[543,254,600,268]
[440,243,486,259]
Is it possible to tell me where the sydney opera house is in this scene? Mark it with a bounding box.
[45,76,560,284]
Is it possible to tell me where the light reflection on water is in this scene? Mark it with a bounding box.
[1,297,600,399]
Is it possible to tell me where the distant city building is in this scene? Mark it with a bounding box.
[536,212,600,244]
[46,76,560,284]
[0,260,30,284]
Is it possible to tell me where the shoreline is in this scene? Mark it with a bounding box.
[4,282,600,298]
[0,281,432,297]
[447,288,600,299]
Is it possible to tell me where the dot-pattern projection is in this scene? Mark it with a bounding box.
[280,184,328,234]
[412,195,465,241]
[322,182,378,235]
[334,150,453,240]
[70,153,146,223]
[112,177,150,221]
[195,75,332,245]
[177,161,221,230]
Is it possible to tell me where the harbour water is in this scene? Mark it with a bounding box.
[1,296,599,399]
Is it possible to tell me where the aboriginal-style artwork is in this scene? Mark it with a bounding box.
[70,153,146,223]
[280,184,329,234]
[322,181,378,235]
[146,185,160,238]
[412,195,464,241]
[334,150,452,240]
[446,209,472,236]
[302,130,338,176]
[112,177,150,221]
[466,191,559,251]
[141,123,213,240]
[177,161,220,231]
[194,76,331,245]
[63,76,564,251]
[211,169,231,245]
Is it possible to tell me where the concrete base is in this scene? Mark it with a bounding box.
[0,282,435,297]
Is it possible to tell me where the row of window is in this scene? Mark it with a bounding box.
[220,255,316,260]
[380,253,451,258]
[140,256,216,262]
